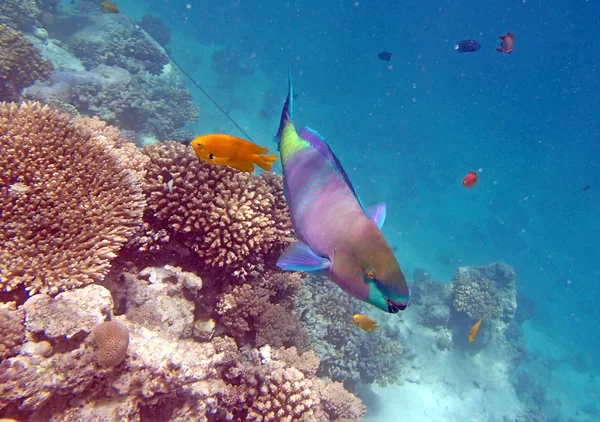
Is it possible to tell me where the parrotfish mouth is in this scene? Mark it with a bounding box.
[388,299,410,313]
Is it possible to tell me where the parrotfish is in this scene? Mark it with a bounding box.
[274,70,410,313]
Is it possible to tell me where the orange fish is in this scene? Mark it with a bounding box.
[496,32,515,54]
[190,134,278,173]
[462,170,478,189]
[353,314,379,332]
[100,1,120,13]
[468,314,488,343]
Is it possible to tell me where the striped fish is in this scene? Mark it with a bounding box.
[274,71,410,313]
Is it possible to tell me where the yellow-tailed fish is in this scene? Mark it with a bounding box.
[274,70,410,313]
[353,314,379,332]
[190,134,278,173]
[468,314,488,343]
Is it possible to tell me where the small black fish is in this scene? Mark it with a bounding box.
[454,39,481,53]
[160,169,174,193]
[582,184,590,192]
[377,51,392,61]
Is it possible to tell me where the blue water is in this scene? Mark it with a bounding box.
[46,0,600,419]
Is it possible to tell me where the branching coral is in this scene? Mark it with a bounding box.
[139,14,172,47]
[137,142,293,279]
[297,275,404,387]
[0,102,146,295]
[451,262,517,322]
[216,270,307,348]
[0,0,41,29]
[0,24,53,100]
[0,302,24,361]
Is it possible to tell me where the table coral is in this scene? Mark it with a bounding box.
[137,142,293,279]
[0,102,145,295]
[0,24,52,100]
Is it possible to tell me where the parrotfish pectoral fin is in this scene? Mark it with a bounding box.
[297,127,369,216]
[275,68,294,151]
[277,241,332,272]
[367,202,387,229]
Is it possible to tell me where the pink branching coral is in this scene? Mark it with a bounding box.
[138,141,293,278]
[216,271,307,348]
[0,102,146,295]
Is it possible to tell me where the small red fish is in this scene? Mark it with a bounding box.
[496,32,515,54]
[462,170,478,189]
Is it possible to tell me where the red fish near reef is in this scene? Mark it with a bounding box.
[496,32,515,54]
[462,170,478,189]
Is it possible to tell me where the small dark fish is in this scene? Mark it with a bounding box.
[293,93,299,100]
[377,51,392,61]
[454,39,481,53]
[582,184,590,192]
[160,169,174,193]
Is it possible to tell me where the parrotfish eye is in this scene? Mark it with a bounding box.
[208,153,214,160]
[365,269,376,279]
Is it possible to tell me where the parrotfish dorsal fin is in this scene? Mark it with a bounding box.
[367,202,387,229]
[276,240,331,272]
[298,126,369,216]
[274,68,294,151]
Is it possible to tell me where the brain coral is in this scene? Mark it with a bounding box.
[0,24,53,100]
[138,142,293,278]
[92,321,130,368]
[0,102,146,295]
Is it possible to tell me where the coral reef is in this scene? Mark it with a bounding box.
[138,14,172,47]
[0,275,364,421]
[0,302,24,361]
[0,24,53,100]
[297,275,404,387]
[0,102,145,295]
[136,142,293,279]
[91,321,129,368]
[451,262,517,322]
[0,0,41,29]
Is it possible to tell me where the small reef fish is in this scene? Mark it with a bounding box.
[462,170,478,189]
[190,134,278,173]
[100,1,120,13]
[455,39,481,53]
[274,70,410,314]
[582,184,590,192]
[377,51,392,61]
[468,314,488,343]
[496,32,515,54]
[353,314,379,332]
[160,169,174,193]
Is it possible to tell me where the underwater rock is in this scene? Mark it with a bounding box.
[420,304,450,328]
[23,285,114,341]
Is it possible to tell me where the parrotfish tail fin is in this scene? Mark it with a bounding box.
[274,68,293,151]
[255,154,279,171]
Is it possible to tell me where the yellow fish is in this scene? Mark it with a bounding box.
[353,314,378,332]
[468,314,488,343]
[100,1,120,13]
[190,134,278,173]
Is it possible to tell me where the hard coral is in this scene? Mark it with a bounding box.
[451,262,517,322]
[0,102,146,295]
[0,302,25,361]
[91,320,129,368]
[139,14,172,47]
[0,24,53,100]
[138,142,293,279]
[0,0,41,29]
